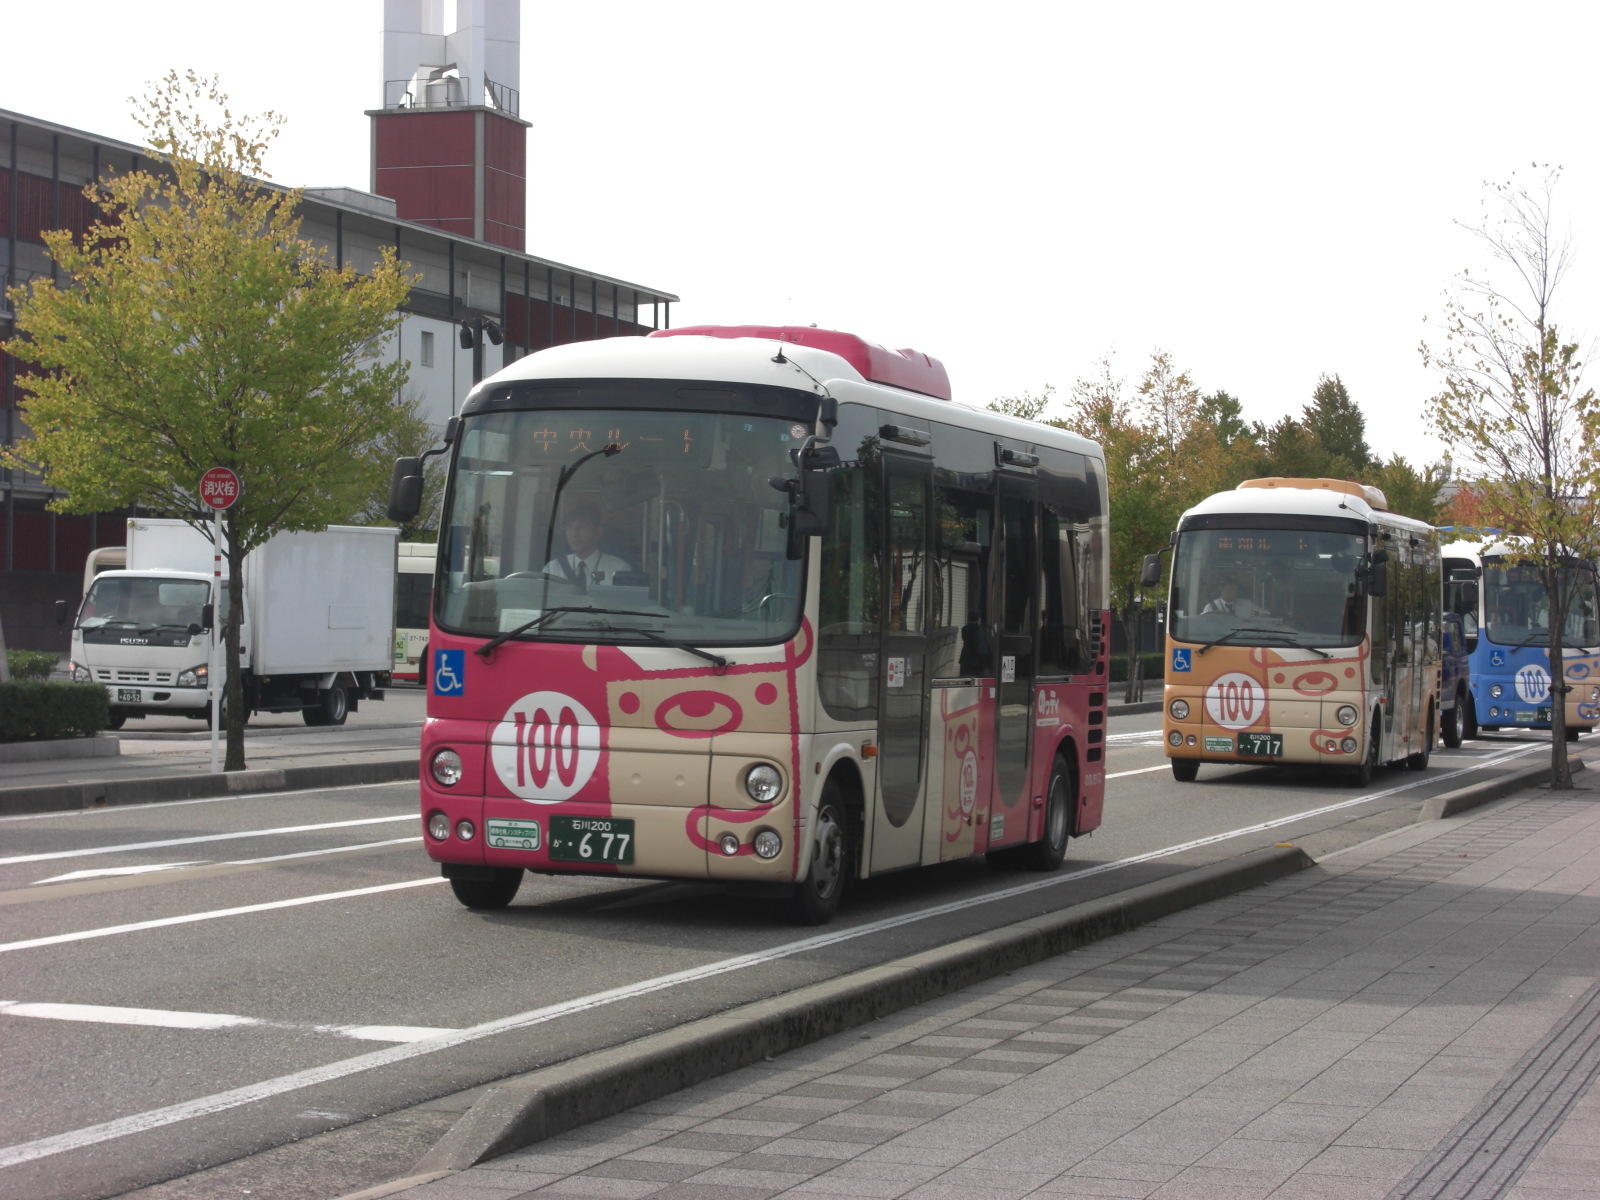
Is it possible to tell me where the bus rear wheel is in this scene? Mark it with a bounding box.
[1019,757,1072,871]
[1406,706,1434,770]
[1171,758,1199,782]
[789,782,852,925]
[449,868,523,910]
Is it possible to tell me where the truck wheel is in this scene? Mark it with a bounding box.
[304,685,349,727]
[105,711,126,731]
[449,868,522,910]
[789,782,852,925]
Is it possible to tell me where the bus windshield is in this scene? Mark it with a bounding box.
[436,406,805,645]
[1170,525,1366,648]
[1483,556,1600,649]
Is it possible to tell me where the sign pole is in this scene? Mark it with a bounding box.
[199,466,240,774]
[210,506,222,774]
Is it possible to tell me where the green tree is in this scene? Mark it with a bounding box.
[1302,374,1371,474]
[1367,454,1446,524]
[1421,166,1600,787]
[987,385,1055,423]
[2,71,416,770]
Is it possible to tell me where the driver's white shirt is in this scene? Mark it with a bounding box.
[545,551,631,583]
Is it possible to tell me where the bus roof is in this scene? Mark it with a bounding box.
[470,329,1103,462]
[650,325,951,400]
[1182,478,1433,534]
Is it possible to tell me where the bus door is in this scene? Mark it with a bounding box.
[990,475,1036,848]
[871,453,932,872]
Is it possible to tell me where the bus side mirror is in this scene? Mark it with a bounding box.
[387,456,423,523]
[1139,554,1163,588]
[1361,549,1389,597]
[773,440,841,559]
[55,599,70,626]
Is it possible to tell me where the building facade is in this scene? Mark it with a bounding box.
[0,6,678,650]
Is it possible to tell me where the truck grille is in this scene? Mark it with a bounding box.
[95,668,179,686]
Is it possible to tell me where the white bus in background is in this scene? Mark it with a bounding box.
[81,545,127,597]
[393,541,437,684]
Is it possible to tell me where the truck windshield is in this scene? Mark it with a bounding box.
[1170,526,1366,648]
[436,407,806,645]
[1483,556,1600,648]
[79,577,212,629]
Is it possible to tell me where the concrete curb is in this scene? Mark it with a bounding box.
[0,735,120,764]
[0,757,419,816]
[1420,753,1586,820]
[399,843,1314,1179]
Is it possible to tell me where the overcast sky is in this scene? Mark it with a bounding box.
[7,1,1599,467]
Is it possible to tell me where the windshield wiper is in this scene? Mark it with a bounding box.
[1197,627,1329,658]
[475,606,667,660]
[627,626,729,671]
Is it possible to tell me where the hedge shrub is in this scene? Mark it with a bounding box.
[0,681,109,741]
[6,650,59,682]
[1109,651,1165,684]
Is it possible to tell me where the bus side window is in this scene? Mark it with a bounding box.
[818,452,881,721]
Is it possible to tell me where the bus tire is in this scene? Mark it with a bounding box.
[419,643,430,690]
[1171,758,1199,782]
[1463,694,1480,740]
[789,781,851,925]
[1407,706,1434,770]
[1566,726,1581,742]
[1351,717,1380,787]
[1441,693,1463,748]
[449,868,522,910]
[1020,757,1072,871]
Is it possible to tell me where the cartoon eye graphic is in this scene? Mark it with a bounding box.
[655,690,743,738]
[1292,670,1338,696]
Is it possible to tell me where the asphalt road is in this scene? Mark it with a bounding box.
[0,711,1569,1200]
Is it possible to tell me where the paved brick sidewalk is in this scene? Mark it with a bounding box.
[382,785,1600,1199]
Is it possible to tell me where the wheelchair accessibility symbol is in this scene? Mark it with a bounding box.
[433,648,465,696]
[1172,648,1192,673]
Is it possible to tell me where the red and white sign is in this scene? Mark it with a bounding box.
[199,467,241,510]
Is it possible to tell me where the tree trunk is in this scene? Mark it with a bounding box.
[1122,603,1143,703]
[1549,620,1572,789]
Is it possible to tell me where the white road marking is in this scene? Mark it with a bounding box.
[0,878,444,955]
[0,815,416,867]
[1107,764,1171,779]
[36,863,202,885]
[0,778,418,824]
[0,740,1550,1171]
[0,1000,453,1043]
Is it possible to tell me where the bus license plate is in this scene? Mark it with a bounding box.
[116,688,140,703]
[548,816,634,865]
[1237,732,1283,757]
[1536,706,1553,723]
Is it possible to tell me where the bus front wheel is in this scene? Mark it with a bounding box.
[789,782,852,926]
[449,868,523,910]
[1351,719,1380,787]
[1171,758,1199,782]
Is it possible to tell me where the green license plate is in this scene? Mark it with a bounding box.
[548,815,634,864]
[1537,707,1553,723]
[1236,732,1283,757]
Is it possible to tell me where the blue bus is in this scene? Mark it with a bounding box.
[1440,536,1600,742]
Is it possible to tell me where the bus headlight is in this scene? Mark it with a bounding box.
[431,749,463,786]
[1336,705,1359,727]
[753,828,783,859]
[1490,684,1503,699]
[719,833,741,856]
[1170,699,1190,720]
[455,819,476,841]
[176,664,208,688]
[426,810,450,840]
[1341,737,1357,753]
[744,764,782,803]
[70,661,92,683]
[1168,730,1183,747]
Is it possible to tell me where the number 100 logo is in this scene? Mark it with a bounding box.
[1204,672,1264,731]
[491,690,602,802]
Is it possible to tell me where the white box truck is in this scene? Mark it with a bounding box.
[63,518,398,729]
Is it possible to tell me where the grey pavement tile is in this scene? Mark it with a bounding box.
[813,1158,949,1186]
[580,1158,706,1183]
[754,1137,873,1162]
[385,1177,558,1199]
[898,1166,1058,1198]
[1194,1137,1322,1175]
[1298,1144,1419,1183]
[855,1139,981,1168]
[1233,1102,1365,1145]
[522,1175,666,1198]
[1147,1165,1282,1198]
[621,1144,743,1167]
[689,1165,815,1190]
[696,1116,814,1137]
[1033,1176,1161,1197]
[1090,1130,1219,1168]
[658,1130,783,1154]
[726,1151,860,1175]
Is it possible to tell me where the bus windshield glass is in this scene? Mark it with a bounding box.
[436,407,805,645]
[1483,556,1600,649]
[1170,526,1366,648]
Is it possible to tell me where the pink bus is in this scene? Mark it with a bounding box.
[386,326,1110,923]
